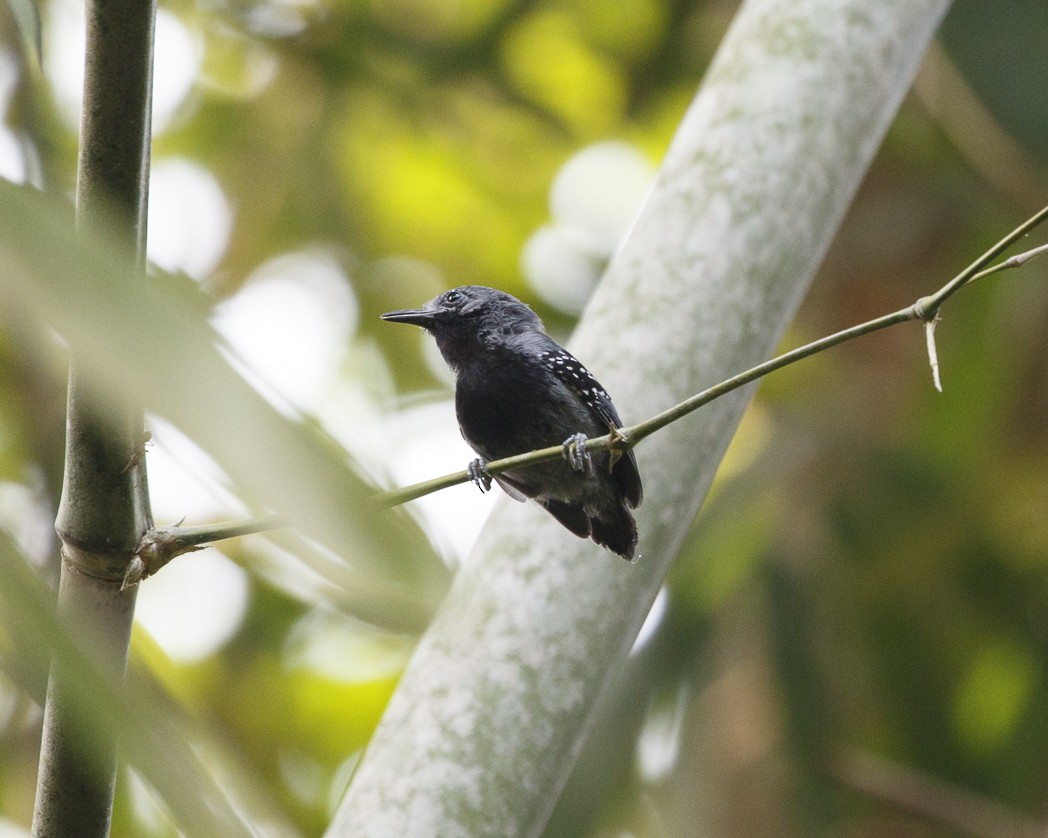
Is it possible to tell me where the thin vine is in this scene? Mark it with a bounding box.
[377,205,1048,508]
[129,206,1048,560]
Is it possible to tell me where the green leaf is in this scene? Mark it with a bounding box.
[0,532,268,837]
[3,0,42,68]
[0,180,449,632]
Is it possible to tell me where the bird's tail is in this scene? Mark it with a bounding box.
[590,504,638,562]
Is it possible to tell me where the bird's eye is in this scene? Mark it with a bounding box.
[443,290,463,306]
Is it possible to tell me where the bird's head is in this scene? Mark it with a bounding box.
[382,285,544,369]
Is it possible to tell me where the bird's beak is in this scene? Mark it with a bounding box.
[381,306,440,327]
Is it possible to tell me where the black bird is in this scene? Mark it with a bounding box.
[382,285,642,560]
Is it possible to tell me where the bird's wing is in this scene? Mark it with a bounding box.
[535,342,643,509]
[535,346,623,429]
[613,443,643,509]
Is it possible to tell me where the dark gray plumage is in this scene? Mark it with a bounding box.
[382,285,642,560]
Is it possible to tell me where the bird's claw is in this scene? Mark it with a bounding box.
[562,432,593,475]
[469,458,492,493]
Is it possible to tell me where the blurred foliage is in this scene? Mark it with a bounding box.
[0,0,1047,836]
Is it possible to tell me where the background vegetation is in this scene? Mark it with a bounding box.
[0,0,1046,835]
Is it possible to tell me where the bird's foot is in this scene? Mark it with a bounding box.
[562,432,593,475]
[468,458,493,493]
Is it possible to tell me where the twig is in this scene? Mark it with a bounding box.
[830,749,1043,838]
[122,515,285,589]
[913,203,1048,317]
[378,208,1048,508]
[925,319,942,392]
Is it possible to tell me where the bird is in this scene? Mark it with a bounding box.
[382,285,642,560]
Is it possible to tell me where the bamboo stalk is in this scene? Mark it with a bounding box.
[31,0,158,834]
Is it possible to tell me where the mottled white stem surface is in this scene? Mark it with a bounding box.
[330,1,951,835]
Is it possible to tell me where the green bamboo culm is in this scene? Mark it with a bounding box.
[31,0,158,835]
